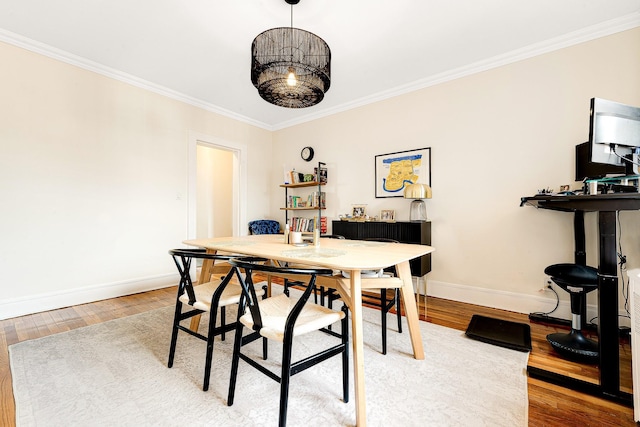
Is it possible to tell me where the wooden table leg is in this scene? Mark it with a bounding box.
[397,261,425,360]
[348,271,367,427]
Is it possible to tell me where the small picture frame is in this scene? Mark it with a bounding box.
[380,209,396,222]
[352,204,367,218]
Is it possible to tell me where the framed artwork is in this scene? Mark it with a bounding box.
[375,147,431,198]
[380,209,395,221]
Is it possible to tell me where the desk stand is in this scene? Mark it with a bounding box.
[521,195,638,407]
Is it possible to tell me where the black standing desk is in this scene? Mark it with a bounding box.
[521,193,640,406]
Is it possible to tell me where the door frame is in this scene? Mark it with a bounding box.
[187,130,247,239]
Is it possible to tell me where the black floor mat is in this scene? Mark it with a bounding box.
[465,314,532,352]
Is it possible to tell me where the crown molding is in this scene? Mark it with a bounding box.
[272,12,640,130]
[0,28,273,130]
[1,12,638,132]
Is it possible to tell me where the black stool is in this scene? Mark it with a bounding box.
[544,263,599,361]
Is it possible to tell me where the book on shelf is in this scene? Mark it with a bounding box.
[307,191,325,208]
[288,216,327,233]
[287,195,305,208]
[288,192,325,208]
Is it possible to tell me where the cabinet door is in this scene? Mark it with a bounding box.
[332,221,360,239]
[331,221,431,276]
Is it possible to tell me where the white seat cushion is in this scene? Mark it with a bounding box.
[179,280,265,312]
[240,293,345,342]
[340,269,385,279]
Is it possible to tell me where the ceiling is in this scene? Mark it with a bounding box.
[0,0,639,130]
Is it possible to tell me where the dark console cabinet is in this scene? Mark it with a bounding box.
[331,220,431,276]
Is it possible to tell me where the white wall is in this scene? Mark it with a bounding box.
[270,28,640,319]
[0,41,272,318]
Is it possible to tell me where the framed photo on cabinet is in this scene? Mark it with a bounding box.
[352,204,367,218]
[380,209,396,221]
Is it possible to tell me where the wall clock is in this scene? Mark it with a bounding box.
[301,146,314,162]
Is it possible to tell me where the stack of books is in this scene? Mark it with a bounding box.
[288,216,327,233]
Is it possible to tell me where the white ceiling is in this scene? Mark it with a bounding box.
[0,0,639,130]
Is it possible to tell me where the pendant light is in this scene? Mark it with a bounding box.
[251,0,331,108]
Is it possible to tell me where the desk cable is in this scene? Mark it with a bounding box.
[617,211,631,321]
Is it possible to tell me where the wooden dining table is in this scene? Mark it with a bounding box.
[183,234,435,427]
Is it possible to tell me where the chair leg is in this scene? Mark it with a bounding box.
[227,321,245,406]
[278,333,294,427]
[203,305,220,392]
[381,289,388,355]
[326,289,334,331]
[221,306,226,341]
[261,285,269,360]
[167,300,183,368]
[395,290,402,334]
[341,305,350,403]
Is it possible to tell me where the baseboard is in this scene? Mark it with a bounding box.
[3,273,629,328]
[425,279,631,328]
[0,273,178,320]
[425,279,575,324]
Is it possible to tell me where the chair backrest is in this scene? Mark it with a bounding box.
[248,220,280,235]
[229,256,333,333]
[364,237,400,244]
[362,238,400,276]
[168,249,235,305]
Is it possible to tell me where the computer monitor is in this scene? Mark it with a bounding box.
[589,97,640,166]
[575,141,626,181]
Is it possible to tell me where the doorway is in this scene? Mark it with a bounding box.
[196,145,233,238]
[187,131,247,239]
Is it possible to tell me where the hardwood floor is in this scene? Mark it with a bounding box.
[0,285,635,426]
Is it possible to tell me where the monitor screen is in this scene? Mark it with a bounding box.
[589,97,640,166]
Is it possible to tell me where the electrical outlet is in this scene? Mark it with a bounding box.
[539,278,552,292]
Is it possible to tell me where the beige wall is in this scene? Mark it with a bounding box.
[0,40,271,316]
[1,28,639,320]
[270,28,640,317]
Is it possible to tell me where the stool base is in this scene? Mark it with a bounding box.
[547,329,599,362]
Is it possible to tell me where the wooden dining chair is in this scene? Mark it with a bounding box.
[325,238,403,355]
[167,248,266,391]
[226,256,349,427]
[282,234,346,304]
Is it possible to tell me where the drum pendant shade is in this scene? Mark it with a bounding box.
[251,2,331,108]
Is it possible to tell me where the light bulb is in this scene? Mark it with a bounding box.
[286,68,297,86]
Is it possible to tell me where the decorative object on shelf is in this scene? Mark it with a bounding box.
[404,183,432,222]
[301,146,314,162]
[375,147,431,198]
[250,0,331,108]
[352,204,367,219]
[314,165,327,183]
[380,209,396,222]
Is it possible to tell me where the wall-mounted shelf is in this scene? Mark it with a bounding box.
[280,181,326,189]
[281,162,327,233]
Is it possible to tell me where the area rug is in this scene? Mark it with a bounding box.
[10,296,529,426]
